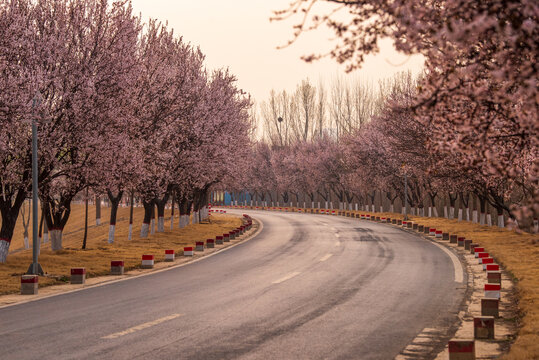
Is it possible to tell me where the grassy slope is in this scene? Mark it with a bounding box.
[0,204,241,294]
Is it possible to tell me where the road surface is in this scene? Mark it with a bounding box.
[0,210,466,359]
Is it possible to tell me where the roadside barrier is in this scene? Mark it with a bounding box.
[111,260,124,275]
[223,233,230,242]
[481,298,499,317]
[485,264,500,271]
[474,316,495,339]
[70,268,86,284]
[165,249,175,261]
[435,230,443,238]
[458,237,465,247]
[464,239,472,250]
[183,247,194,256]
[21,275,38,295]
[429,228,436,236]
[216,235,224,245]
[141,255,154,269]
[473,247,485,257]
[195,241,204,251]
[450,234,457,243]
[487,271,501,284]
[484,284,501,299]
[206,239,215,248]
[448,339,475,360]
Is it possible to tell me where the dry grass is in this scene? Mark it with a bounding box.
[0,204,241,295]
[241,206,539,359]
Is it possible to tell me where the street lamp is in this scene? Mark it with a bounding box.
[27,92,44,275]
[277,116,283,146]
[402,162,408,221]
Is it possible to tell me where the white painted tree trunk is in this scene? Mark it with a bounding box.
[449,207,455,219]
[43,231,49,243]
[157,216,164,232]
[411,207,416,215]
[317,202,320,208]
[379,206,383,213]
[371,204,375,212]
[0,239,10,263]
[50,229,63,251]
[420,208,425,217]
[428,207,432,217]
[533,219,538,233]
[24,236,29,249]
[458,209,463,221]
[466,208,471,221]
[303,202,306,209]
[325,201,328,209]
[433,207,439,217]
[108,225,115,244]
[498,215,505,228]
[355,203,358,211]
[486,214,492,226]
[96,218,101,226]
[140,223,149,238]
[444,206,448,218]
[330,201,333,209]
[128,223,133,240]
[480,213,486,225]
[170,215,174,230]
[390,204,394,213]
[150,219,155,235]
[311,201,315,208]
[472,210,478,223]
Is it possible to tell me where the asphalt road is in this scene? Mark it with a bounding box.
[0,210,466,360]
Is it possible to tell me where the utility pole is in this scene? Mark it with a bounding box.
[27,92,44,275]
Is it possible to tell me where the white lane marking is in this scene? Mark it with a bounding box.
[335,233,340,238]
[272,271,301,284]
[320,254,333,262]
[102,314,182,339]
[431,242,464,283]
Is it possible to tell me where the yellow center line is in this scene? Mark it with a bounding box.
[102,313,182,339]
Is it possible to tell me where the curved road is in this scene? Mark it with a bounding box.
[0,210,466,359]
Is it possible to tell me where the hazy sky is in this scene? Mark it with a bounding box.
[130,0,424,103]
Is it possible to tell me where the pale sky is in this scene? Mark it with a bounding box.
[130,0,424,103]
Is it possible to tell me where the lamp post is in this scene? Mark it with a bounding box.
[277,116,283,146]
[402,163,408,221]
[27,92,44,275]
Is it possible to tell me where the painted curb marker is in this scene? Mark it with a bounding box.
[70,268,86,284]
[165,249,175,262]
[111,260,124,275]
[21,275,38,295]
[141,255,154,269]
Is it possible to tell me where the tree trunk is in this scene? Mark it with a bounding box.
[0,188,27,263]
[107,190,123,243]
[140,200,153,238]
[42,194,73,251]
[170,194,175,230]
[95,195,101,225]
[82,188,89,249]
[128,192,134,240]
[155,192,170,233]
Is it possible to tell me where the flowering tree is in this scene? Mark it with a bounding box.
[274,0,538,220]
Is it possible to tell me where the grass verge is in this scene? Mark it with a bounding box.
[0,204,241,295]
